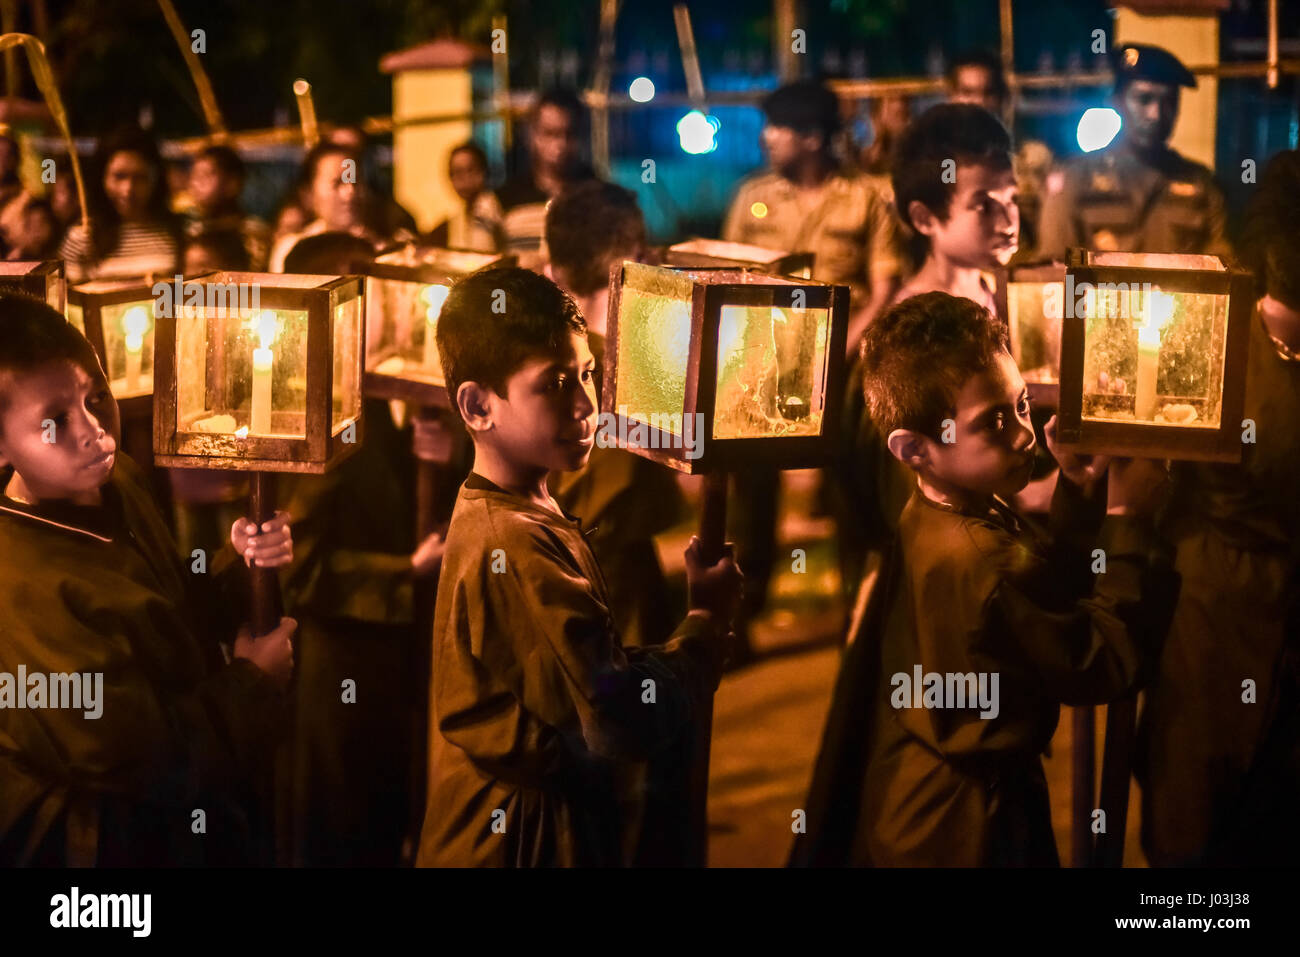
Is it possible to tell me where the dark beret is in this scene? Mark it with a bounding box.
[1113,44,1197,90]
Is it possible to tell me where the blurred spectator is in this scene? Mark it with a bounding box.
[46,154,81,231]
[858,94,911,204]
[185,144,271,269]
[6,198,60,260]
[0,132,33,255]
[268,142,388,271]
[498,88,598,266]
[425,141,502,253]
[59,125,181,281]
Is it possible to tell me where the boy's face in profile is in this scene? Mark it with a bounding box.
[0,360,118,505]
[922,162,1019,269]
[899,351,1036,504]
[479,331,598,476]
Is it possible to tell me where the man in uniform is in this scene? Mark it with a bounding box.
[721,80,906,658]
[1037,44,1230,261]
[723,79,905,354]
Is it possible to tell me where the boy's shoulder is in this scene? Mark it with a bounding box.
[897,493,1034,595]
[444,481,593,573]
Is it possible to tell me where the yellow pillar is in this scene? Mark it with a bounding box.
[382,39,487,235]
[1113,3,1220,170]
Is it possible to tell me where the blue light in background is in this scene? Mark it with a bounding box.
[1077,107,1122,152]
[677,110,720,154]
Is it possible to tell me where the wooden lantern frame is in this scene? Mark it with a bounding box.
[360,247,515,407]
[664,238,814,279]
[0,259,65,312]
[1057,249,1254,462]
[68,278,162,419]
[604,262,849,475]
[152,271,365,474]
[994,262,1066,406]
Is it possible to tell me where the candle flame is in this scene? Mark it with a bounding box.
[248,310,280,350]
[122,305,150,352]
[235,425,250,438]
[421,284,450,325]
[1136,289,1177,347]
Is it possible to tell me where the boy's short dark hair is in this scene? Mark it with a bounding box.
[197,144,246,185]
[1240,149,1300,310]
[0,293,107,425]
[436,267,585,418]
[545,181,645,298]
[281,230,374,275]
[762,80,842,144]
[187,228,252,271]
[892,103,1013,231]
[860,291,1009,441]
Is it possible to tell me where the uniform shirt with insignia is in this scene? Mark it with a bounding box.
[1037,144,1230,261]
[721,169,906,298]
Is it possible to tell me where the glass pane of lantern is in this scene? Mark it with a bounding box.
[1008,281,1062,385]
[614,276,692,436]
[67,300,85,335]
[365,277,448,385]
[333,295,362,431]
[1080,285,1227,429]
[100,299,157,398]
[176,306,310,439]
[713,303,829,439]
[48,277,66,313]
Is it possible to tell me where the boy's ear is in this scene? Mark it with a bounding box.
[886,428,931,470]
[907,199,940,238]
[455,380,496,433]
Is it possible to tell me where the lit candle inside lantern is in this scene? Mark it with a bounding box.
[250,310,278,435]
[1134,290,1177,421]
[421,284,449,369]
[122,306,150,393]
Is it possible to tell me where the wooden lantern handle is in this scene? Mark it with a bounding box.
[248,471,283,637]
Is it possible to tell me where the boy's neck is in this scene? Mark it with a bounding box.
[470,445,559,514]
[915,471,994,516]
[3,470,103,507]
[913,252,989,303]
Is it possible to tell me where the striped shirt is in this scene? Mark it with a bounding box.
[60,222,178,282]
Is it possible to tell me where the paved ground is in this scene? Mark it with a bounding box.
[660,469,1147,868]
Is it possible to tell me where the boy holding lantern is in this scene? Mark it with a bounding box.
[0,294,296,865]
[794,291,1178,866]
[416,266,740,867]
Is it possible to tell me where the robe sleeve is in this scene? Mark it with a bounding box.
[484,522,725,764]
[979,511,1179,707]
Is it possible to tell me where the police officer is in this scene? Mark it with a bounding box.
[1037,44,1230,260]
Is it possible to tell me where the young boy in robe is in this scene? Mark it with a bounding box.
[416,266,740,867]
[543,181,687,649]
[1136,150,1300,866]
[0,294,296,865]
[793,291,1177,866]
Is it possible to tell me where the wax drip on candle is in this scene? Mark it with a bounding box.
[421,283,449,369]
[122,306,151,393]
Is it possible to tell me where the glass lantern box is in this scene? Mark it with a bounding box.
[996,263,1066,405]
[152,271,364,474]
[67,279,159,418]
[664,238,813,279]
[362,246,513,407]
[0,260,65,313]
[1057,250,1254,462]
[605,262,849,473]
